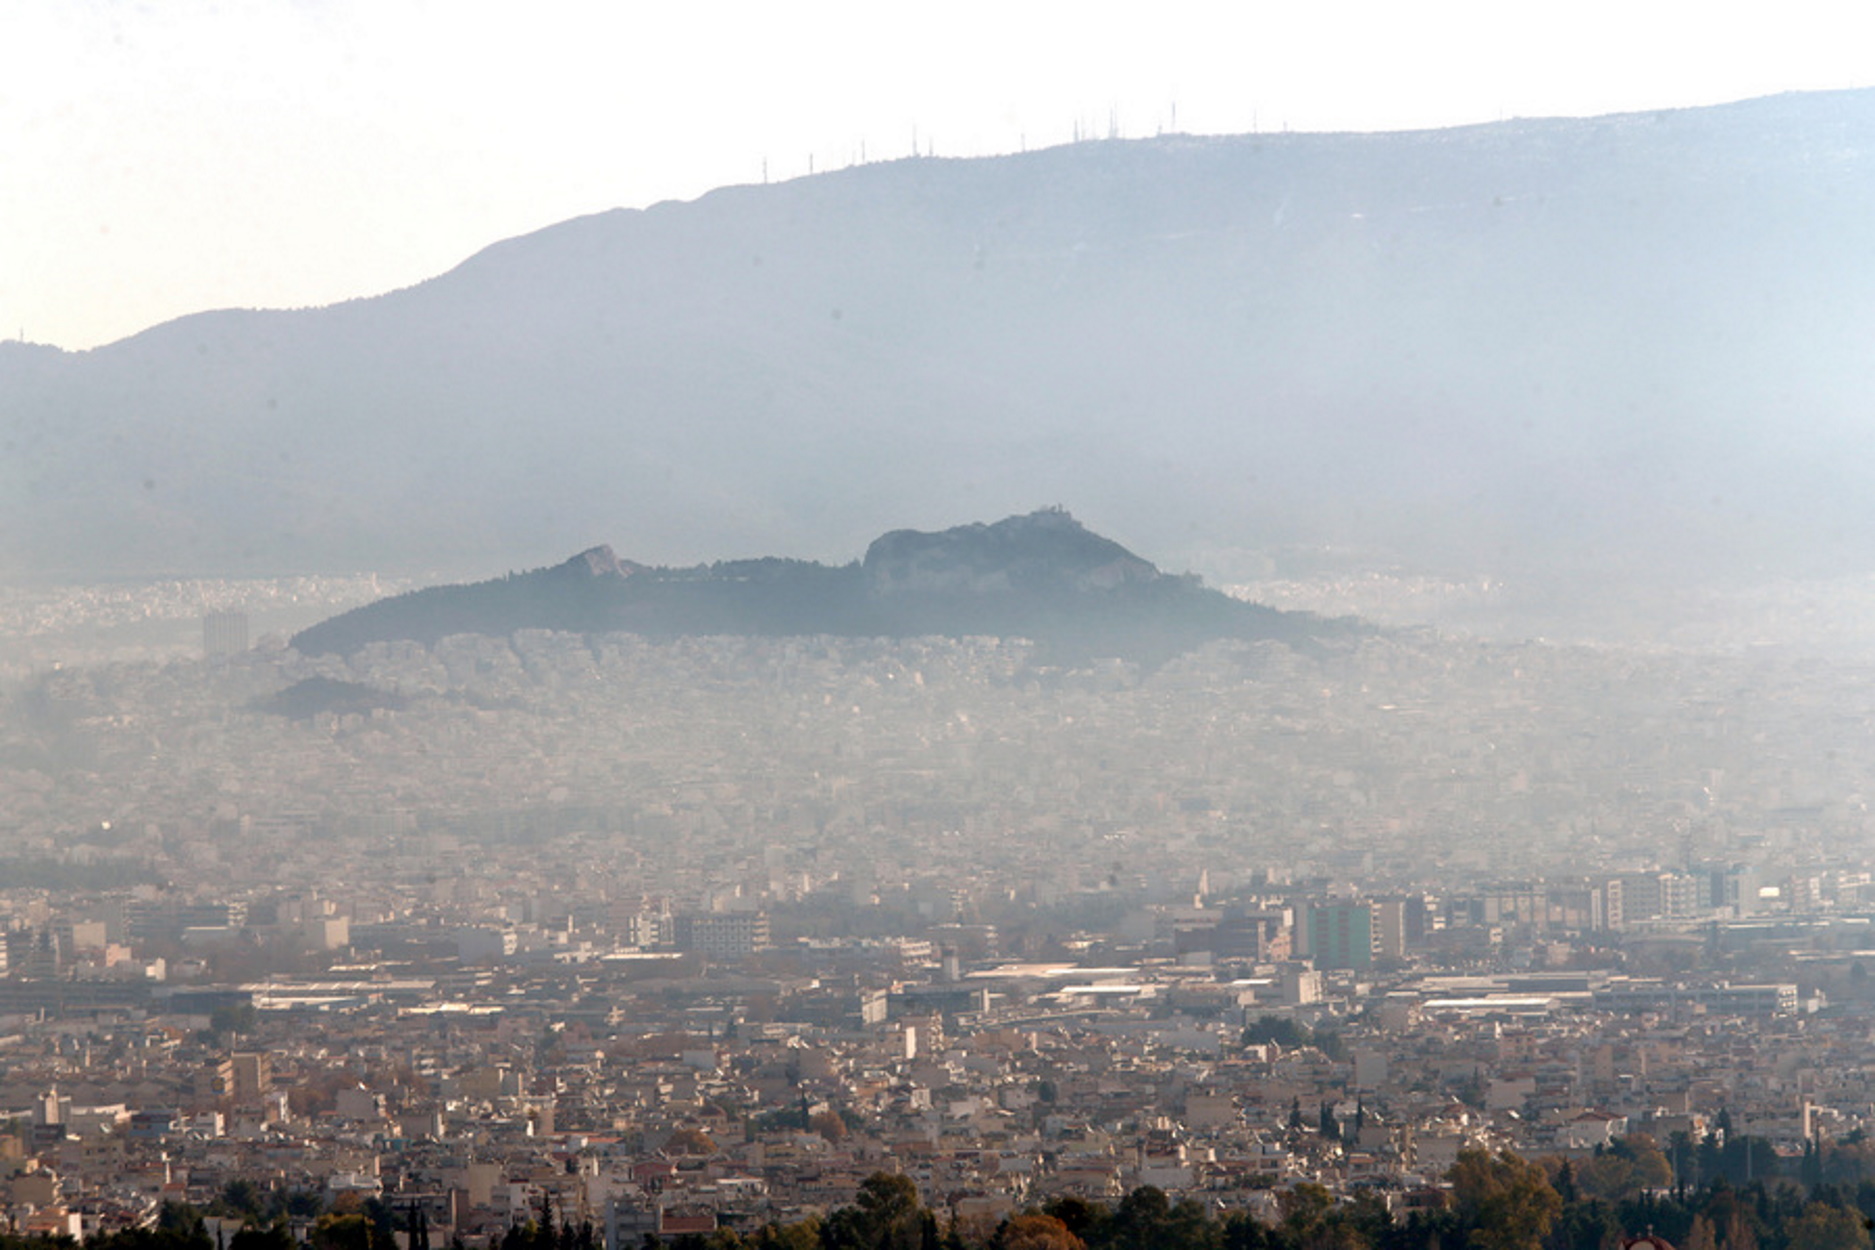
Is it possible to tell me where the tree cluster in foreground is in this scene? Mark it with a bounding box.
[15,1139,1875,1250]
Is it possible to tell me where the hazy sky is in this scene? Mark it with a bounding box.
[4,0,1868,351]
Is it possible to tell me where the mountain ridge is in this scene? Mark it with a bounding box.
[7,90,1874,598]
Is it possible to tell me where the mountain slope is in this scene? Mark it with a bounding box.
[6,91,1875,591]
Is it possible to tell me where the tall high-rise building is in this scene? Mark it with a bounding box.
[203,611,249,657]
[1308,902,1377,970]
[230,1052,272,1104]
[673,911,771,959]
[1372,900,1408,960]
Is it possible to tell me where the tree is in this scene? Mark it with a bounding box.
[991,1215,1082,1250]
[220,1181,264,1220]
[1282,1184,1388,1250]
[87,1228,216,1250]
[1616,1134,1674,1190]
[159,1204,210,1239]
[1221,1213,1281,1250]
[1281,1184,1334,1236]
[1040,1198,1102,1247]
[1162,1198,1217,1250]
[1720,1208,1759,1250]
[1102,1187,1171,1250]
[364,1198,398,1250]
[1447,1149,1561,1250]
[664,1127,719,1156]
[230,1224,297,1250]
[1095,1188,1216,1250]
[1554,1159,1578,1203]
[1548,1200,1621,1250]
[1319,1101,1342,1142]
[1787,1204,1871,1250]
[286,1193,327,1219]
[757,1219,821,1250]
[311,1216,375,1250]
[823,1174,926,1250]
[1579,1146,1664,1204]
[1243,1017,1313,1049]
[209,1003,259,1039]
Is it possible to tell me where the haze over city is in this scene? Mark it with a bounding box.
[8,9,1875,1250]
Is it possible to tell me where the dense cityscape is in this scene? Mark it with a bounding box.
[7,604,1875,1250]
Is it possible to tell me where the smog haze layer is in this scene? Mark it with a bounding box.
[4,92,1874,642]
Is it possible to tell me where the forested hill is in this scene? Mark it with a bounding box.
[290,510,1348,662]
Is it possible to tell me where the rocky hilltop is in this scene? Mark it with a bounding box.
[290,510,1347,662]
[864,508,1157,596]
